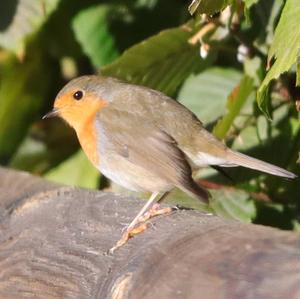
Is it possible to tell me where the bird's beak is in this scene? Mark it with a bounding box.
[42,108,60,119]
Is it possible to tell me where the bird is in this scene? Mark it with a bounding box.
[44,75,297,252]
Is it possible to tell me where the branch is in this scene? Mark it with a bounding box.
[0,167,299,298]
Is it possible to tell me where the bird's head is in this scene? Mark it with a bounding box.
[44,75,113,131]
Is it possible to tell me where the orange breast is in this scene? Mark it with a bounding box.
[74,97,108,167]
[77,118,100,167]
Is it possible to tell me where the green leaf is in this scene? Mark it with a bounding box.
[258,0,300,114]
[0,50,56,164]
[101,25,216,96]
[188,0,233,16]
[297,48,300,86]
[165,185,255,223]
[165,189,209,211]
[293,220,300,231]
[45,150,100,189]
[0,0,60,56]
[178,67,242,124]
[228,104,300,191]
[244,56,264,87]
[213,76,254,139]
[10,120,79,174]
[9,134,48,173]
[257,86,272,120]
[209,189,256,223]
[72,4,119,68]
[243,0,259,9]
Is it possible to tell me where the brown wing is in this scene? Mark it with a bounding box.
[96,108,209,202]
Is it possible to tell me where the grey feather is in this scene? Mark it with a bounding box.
[96,107,209,202]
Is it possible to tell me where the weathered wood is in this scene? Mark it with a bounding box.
[0,167,300,299]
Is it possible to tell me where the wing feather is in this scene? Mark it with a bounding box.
[96,107,209,202]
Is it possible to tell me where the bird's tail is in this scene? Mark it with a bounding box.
[226,150,297,179]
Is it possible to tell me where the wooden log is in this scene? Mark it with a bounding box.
[0,167,300,299]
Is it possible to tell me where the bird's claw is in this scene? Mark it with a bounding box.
[109,204,173,254]
[137,203,173,223]
[109,223,148,254]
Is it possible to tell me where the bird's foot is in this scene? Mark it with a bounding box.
[109,223,148,254]
[109,204,173,254]
[137,203,173,223]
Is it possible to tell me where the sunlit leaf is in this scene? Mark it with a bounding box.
[213,76,254,139]
[297,49,300,86]
[228,105,300,192]
[167,186,256,223]
[210,189,256,223]
[178,67,242,124]
[101,25,216,96]
[257,0,300,115]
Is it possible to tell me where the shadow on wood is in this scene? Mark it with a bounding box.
[0,167,300,299]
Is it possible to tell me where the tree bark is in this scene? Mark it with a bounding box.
[0,167,300,299]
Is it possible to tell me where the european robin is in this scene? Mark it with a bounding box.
[44,75,296,252]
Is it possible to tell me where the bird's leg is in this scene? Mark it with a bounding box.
[109,192,172,253]
[136,191,172,223]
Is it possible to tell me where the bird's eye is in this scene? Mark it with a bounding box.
[73,90,83,100]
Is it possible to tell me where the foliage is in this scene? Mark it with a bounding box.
[257,0,300,117]
[0,0,299,229]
